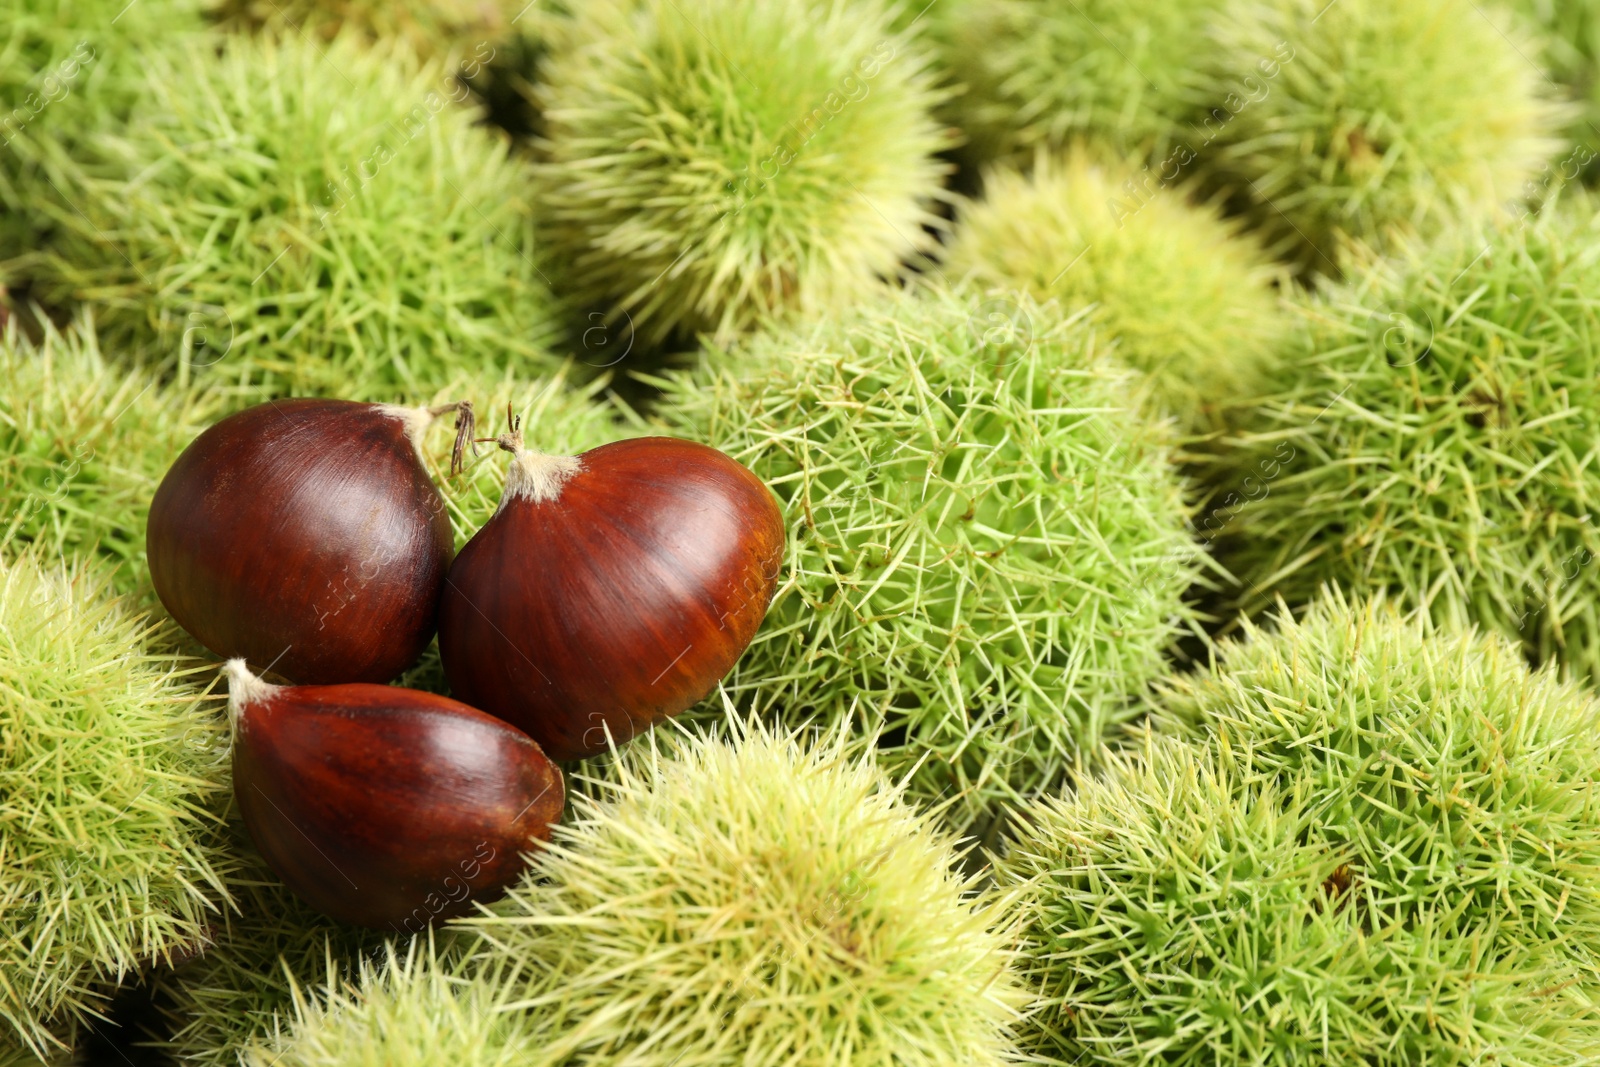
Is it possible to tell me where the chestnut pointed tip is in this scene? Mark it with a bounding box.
[223,659,278,726]
[376,403,436,460]
[502,449,583,507]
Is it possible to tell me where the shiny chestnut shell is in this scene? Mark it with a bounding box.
[148,399,451,684]
[228,664,564,929]
[438,436,785,761]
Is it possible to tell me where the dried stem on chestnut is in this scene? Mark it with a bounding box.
[423,400,476,476]
[475,405,525,456]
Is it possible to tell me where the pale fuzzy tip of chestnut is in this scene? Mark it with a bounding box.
[377,403,434,459]
[223,658,279,730]
[501,447,583,508]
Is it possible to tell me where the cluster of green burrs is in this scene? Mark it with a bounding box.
[1002,592,1600,1065]
[20,30,562,399]
[4,0,1600,1063]
[0,552,230,1060]
[933,0,1567,274]
[1215,198,1600,684]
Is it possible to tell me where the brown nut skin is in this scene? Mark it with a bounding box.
[148,399,452,685]
[438,436,785,761]
[226,661,564,930]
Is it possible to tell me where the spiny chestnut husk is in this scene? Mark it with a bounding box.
[438,420,785,761]
[225,660,563,930]
[149,399,473,684]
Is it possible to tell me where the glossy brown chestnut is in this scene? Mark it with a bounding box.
[148,399,465,684]
[225,660,564,929]
[438,430,785,761]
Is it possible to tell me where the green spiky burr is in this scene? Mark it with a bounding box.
[24,30,562,398]
[931,0,1229,163]
[0,553,230,1061]
[1201,0,1569,274]
[1002,592,1600,1065]
[158,832,391,1067]
[943,150,1289,428]
[0,315,225,599]
[1213,197,1600,683]
[0,0,205,261]
[203,0,520,61]
[532,0,954,347]
[203,0,552,143]
[654,284,1205,827]
[460,720,1024,1066]
[1505,0,1600,181]
[239,942,550,1067]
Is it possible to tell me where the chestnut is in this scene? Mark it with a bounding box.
[225,660,563,929]
[149,399,470,684]
[438,419,785,760]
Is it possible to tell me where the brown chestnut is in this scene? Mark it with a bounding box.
[225,660,563,929]
[149,399,471,684]
[437,421,785,761]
